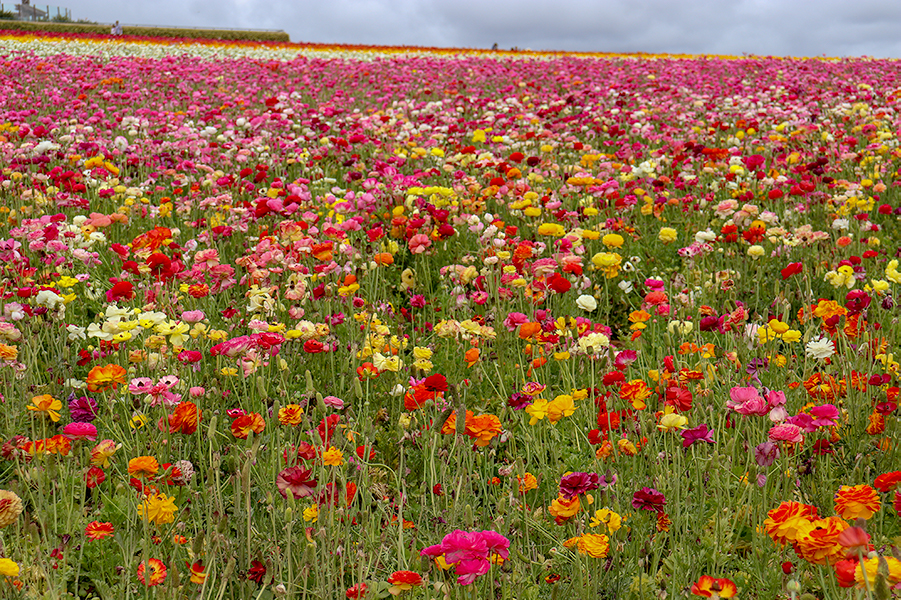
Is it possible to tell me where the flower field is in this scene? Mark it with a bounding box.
[0,29,900,599]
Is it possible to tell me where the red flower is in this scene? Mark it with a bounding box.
[84,466,105,488]
[84,521,114,540]
[247,560,267,584]
[276,466,317,499]
[106,280,134,302]
[632,487,666,513]
[874,471,901,493]
[781,262,803,279]
[346,583,368,598]
[423,374,448,393]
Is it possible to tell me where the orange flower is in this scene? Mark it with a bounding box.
[866,412,885,435]
[231,413,265,439]
[86,364,127,393]
[834,484,881,520]
[518,472,538,494]
[464,347,480,368]
[278,404,304,426]
[85,521,115,541]
[128,456,160,479]
[763,501,819,545]
[373,252,394,266]
[548,494,581,523]
[691,576,737,597]
[137,558,167,586]
[518,322,543,340]
[465,413,502,447]
[802,373,846,400]
[387,570,422,594]
[27,394,62,422]
[168,402,200,434]
[795,516,848,565]
[619,380,652,410]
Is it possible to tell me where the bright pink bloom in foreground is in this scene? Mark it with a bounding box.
[421,529,510,585]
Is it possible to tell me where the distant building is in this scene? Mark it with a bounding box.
[13,3,72,21]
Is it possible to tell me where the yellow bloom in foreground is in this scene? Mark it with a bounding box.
[303,504,319,523]
[537,223,566,237]
[590,508,623,532]
[658,406,688,432]
[564,533,610,558]
[27,394,62,422]
[525,399,549,425]
[0,558,19,577]
[658,227,678,244]
[322,446,344,466]
[138,493,178,525]
[546,395,576,423]
[855,556,901,588]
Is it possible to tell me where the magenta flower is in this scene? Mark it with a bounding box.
[632,487,666,513]
[62,422,98,441]
[768,423,804,444]
[681,424,714,447]
[68,395,98,422]
[559,472,600,500]
[726,386,768,416]
[421,530,510,586]
[276,466,317,499]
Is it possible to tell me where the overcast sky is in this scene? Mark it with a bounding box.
[64,0,901,58]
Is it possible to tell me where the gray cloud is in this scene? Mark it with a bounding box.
[67,0,901,57]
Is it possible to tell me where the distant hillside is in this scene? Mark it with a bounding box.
[0,20,289,42]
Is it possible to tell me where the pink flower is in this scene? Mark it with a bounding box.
[727,386,768,416]
[408,234,432,254]
[63,422,98,441]
[181,310,205,323]
[420,530,510,586]
[323,396,345,409]
[502,312,528,332]
[768,423,804,444]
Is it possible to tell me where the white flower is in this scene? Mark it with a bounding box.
[805,336,835,361]
[575,294,597,312]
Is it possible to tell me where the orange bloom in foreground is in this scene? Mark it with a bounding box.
[763,501,819,545]
[86,364,127,393]
[466,413,502,447]
[387,570,422,594]
[137,558,167,586]
[231,413,266,439]
[85,521,115,540]
[128,456,160,479]
[168,402,201,434]
[691,576,737,597]
[795,516,848,565]
[834,484,881,520]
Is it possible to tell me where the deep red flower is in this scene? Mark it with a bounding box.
[780,262,803,279]
[247,560,267,584]
[85,466,105,488]
[632,487,666,513]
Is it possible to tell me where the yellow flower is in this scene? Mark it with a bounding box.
[322,446,344,466]
[537,223,566,237]
[27,394,62,422]
[658,406,688,432]
[546,395,576,423]
[658,227,678,244]
[589,508,623,532]
[303,504,319,523]
[564,533,610,558]
[138,493,178,525]
[525,399,549,425]
[0,558,19,577]
[372,353,402,372]
[602,233,624,248]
